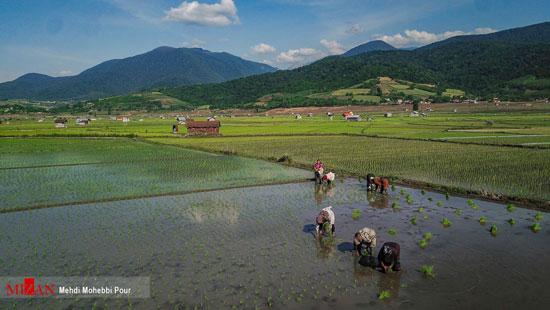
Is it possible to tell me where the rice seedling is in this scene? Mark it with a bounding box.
[378,290,390,300]
[490,225,498,234]
[411,217,418,225]
[421,190,426,195]
[391,184,396,191]
[456,209,462,215]
[424,232,432,240]
[418,207,423,213]
[531,222,541,232]
[392,202,399,209]
[535,213,544,220]
[339,178,344,183]
[388,229,396,235]
[420,265,435,278]
[472,204,478,210]
[424,215,428,219]
[442,218,451,227]
[479,217,487,224]
[508,218,516,225]
[399,189,406,195]
[428,197,434,201]
[446,192,450,200]
[437,202,442,207]
[419,239,427,248]
[352,209,360,220]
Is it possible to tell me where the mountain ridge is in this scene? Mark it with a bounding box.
[0,47,276,101]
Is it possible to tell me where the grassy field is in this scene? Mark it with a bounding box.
[149,135,550,200]
[2,109,550,146]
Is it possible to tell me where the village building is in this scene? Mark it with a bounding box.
[176,117,187,125]
[185,120,220,135]
[295,114,302,119]
[384,113,392,118]
[410,111,419,117]
[76,118,90,125]
[207,116,216,121]
[342,111,353,119]
[345,115,362,122]
[308,113,313,117]
[55,118,67,128]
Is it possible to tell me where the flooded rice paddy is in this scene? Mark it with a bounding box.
[1,179,549,309]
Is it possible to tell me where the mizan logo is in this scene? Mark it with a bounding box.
[6,278,55,296]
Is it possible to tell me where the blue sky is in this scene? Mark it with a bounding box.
[0,0,548,82]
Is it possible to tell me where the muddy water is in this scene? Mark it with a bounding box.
[1,179,549,309]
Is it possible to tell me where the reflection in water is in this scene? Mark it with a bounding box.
[377,271,401,303]
[315,236,335,260]
[314,184,335,204]
[367,192,389,209]
[353,256,375,284]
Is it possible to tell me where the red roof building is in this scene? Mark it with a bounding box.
[185,120,221,135]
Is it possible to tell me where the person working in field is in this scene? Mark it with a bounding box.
[314,159,324,184]
[374,176,390,194]
[366,174,376,191]
[378,242,401,273]
[315,206,335,237]
[354,227,376,256]
[322,171,335,185]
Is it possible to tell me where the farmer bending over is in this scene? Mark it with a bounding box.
[366,173,376,191]
[316,206,335,237]
[314,159,324,184]
[354,227,376,257]
[322,172,335,185]
[378,242,401,273]
[374,177,390,194]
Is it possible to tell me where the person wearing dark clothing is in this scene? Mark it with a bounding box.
[374,177,390,194]
[378,242,401,273]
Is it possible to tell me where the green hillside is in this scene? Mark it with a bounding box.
[161,40,550,108]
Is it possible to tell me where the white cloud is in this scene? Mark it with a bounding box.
[320,39,346,55]
[250,43,276,55]
[182,38,207,48]
[56,70,73,76]
[345,23,364,35]
[472,27,497,35]
[374,27,497,47]
[275,48,325,63]
[262,59,275,66]
[164,0,240,26]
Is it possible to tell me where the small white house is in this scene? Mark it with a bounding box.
[384,113,392,118]
[177,117,186,125]
[76,118,90,125]
[410,111,419,117]
[345,115,362,122]
[308,113,313,117]
[207,117,216,121]
[295,114,302,119]
[122,117,130,122]
[55,119,67,128]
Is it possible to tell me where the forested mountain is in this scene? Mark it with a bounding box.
[342,40,396,57]
[0,47,276,101]
[161,24,550,109]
